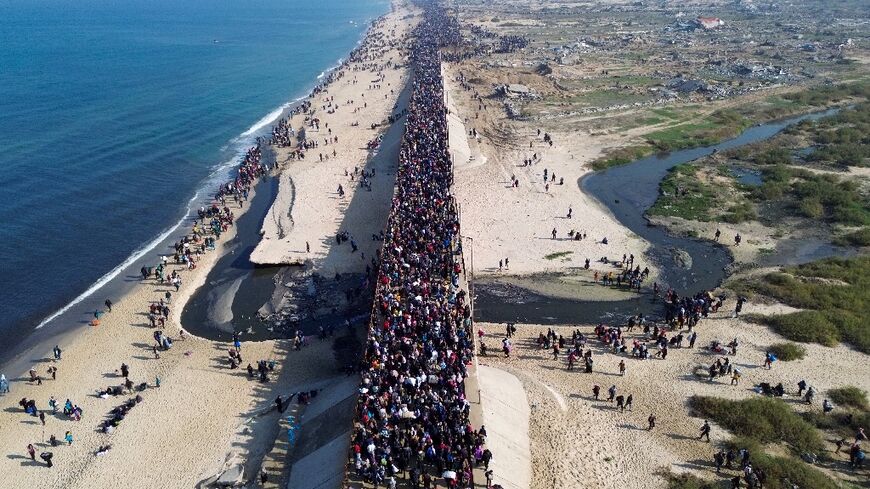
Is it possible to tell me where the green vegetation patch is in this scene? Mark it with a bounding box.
[803,409,870,440]
[834,227,870,247]
[648,164,717,221]
[767,342,807,361]
[724,438,839,489]
[544,251,573,260]
[735,256,870,353]
[752,165,870,227]
[590,145,652,171]
[689,396,824,454]
[590,82,868,172]
[781,81,870,108]
[828,386,868,410]
[648,163,756,223]
[805,102,870,168]
[646,109,750,152]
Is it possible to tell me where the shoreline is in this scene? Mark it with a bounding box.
[0,5,417,488]
[0,7,395,378]
[182,7,416,341]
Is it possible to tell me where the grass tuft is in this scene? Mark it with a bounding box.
[768,342,807,361]
[544,251,573,260]
[827,386,868,410]
[733,256,870,353]
[688,396,823,454]
[724,438,839,489]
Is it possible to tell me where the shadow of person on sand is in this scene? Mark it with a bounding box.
[667,432,697,441]
[7,454,43,467]
[676,459,718,472]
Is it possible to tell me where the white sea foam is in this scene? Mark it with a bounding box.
[34,189,202,330]
[34,31,367,332]
[32,98,292,331]
[241,105,286,137]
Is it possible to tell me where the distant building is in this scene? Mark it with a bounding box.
[695,16,725,30]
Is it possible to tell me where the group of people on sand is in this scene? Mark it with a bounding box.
[348,7,486,489]
[2,13,417,475]
[485,272,870,484]
[5,124,272,470]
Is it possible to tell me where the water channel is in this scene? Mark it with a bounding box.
[474,108,845,325]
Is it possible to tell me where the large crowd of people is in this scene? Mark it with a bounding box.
[5,108,273,471]
[347,4,484,489]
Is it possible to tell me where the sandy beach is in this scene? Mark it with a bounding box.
[3,1,868,489]
[435,2,870,488]
[444,64,660,293]
[475,302,870,488]
[0,4,416,488]
[251,12,414,272]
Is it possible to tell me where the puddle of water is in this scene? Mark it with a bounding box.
[181,174,284,341]
[795,146,816,158]
[759,238,856,267]
[731,167,762,187]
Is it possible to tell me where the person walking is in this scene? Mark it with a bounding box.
[648,414,656,430]
[0,374,9,394]
[104,299,113,312]
[699,420,711,442]
[65,431,73,446]
[734,296,746,317]
[592,384,600,400]
[27,443,35,461]
[714,450,725,473]
[619,360,626,376]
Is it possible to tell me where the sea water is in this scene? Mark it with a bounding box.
[0,0,389,352]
